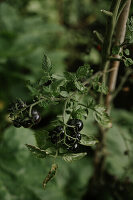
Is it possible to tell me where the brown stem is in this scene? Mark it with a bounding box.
[100,0,122,104]
[93,0,131,184]
[106,0,131,112]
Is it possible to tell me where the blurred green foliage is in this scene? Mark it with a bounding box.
[0,0,133,199]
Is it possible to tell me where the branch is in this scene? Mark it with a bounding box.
[112,69,132,100]
[100,0,122,104]
[105,0,131,112]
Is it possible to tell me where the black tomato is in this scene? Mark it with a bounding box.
[67,119,83,132]
[21,120,32,128]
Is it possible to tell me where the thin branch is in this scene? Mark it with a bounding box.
[106,0,131,112]
[100,0,122,104]
[112,69,132,99]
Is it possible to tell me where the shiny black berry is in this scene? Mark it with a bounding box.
[67,119,83,131]
[51,135,58,144]
[31,109,41,124]
[65,135,75,145]
[16,99,26,109]
[21,120,32,128]
[13,120,21,128]
[76,133,81,141]
[54,126,64,138]
[69,142,79,151]
[50,126,65,144]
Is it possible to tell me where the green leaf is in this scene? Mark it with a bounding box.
[71,107,88,120]
[124,58,133,67]
[112,46,120,55]
[126,17,133,43]
[87,97,95,108]
[76,64,93,79]
[92,80,108,94]
[64,72,76,81]
[93,105,112,128]
[75,81,87,93]
[34,130,49,148]
[124,49,130,56]
[26,144,47,158]
[60,91,69,97]
[65,81,76,92]
[80,134,98,146]
[42,54,52,72]
[62,153,87,162]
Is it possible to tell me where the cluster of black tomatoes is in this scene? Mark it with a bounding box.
[49,119,83,151]
[9,100,41,128]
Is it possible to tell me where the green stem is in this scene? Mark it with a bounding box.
[100,0,122,104]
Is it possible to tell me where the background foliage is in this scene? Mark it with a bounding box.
[0,0,133,200]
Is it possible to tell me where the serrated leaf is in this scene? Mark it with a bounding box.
[75,81,87,93]
[79,134,98,146]
[62,152,87,162]
[42,54,52,72]
[94,105,112,128]
[92,80,108,94]
[76,64,92,79]
[71,107,88,120]
[124,58,133,67]
[64,72,76,81]
[26,144,47,158]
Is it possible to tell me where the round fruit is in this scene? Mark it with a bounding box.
[16,100,26,109]
[70,142,78,151]
[52,126,64,139]
[51,135,58,144]
[31,109,41,124]
[65,135,75,145]
[13,120,21,128]
[67,119,83,131]
[50,126,65,144]
[76,133,81,141]
[21,120,32,128]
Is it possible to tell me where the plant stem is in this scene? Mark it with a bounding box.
[93,0,126,183]
[112,69,132,100]
[100,0,122,104]
[106,0,131,112]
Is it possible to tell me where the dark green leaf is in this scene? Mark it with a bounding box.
[25,144,47,158]
[42,54,52,72]
[112,46,120,55]
[64,72,76,81]
[76,64,92,79]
